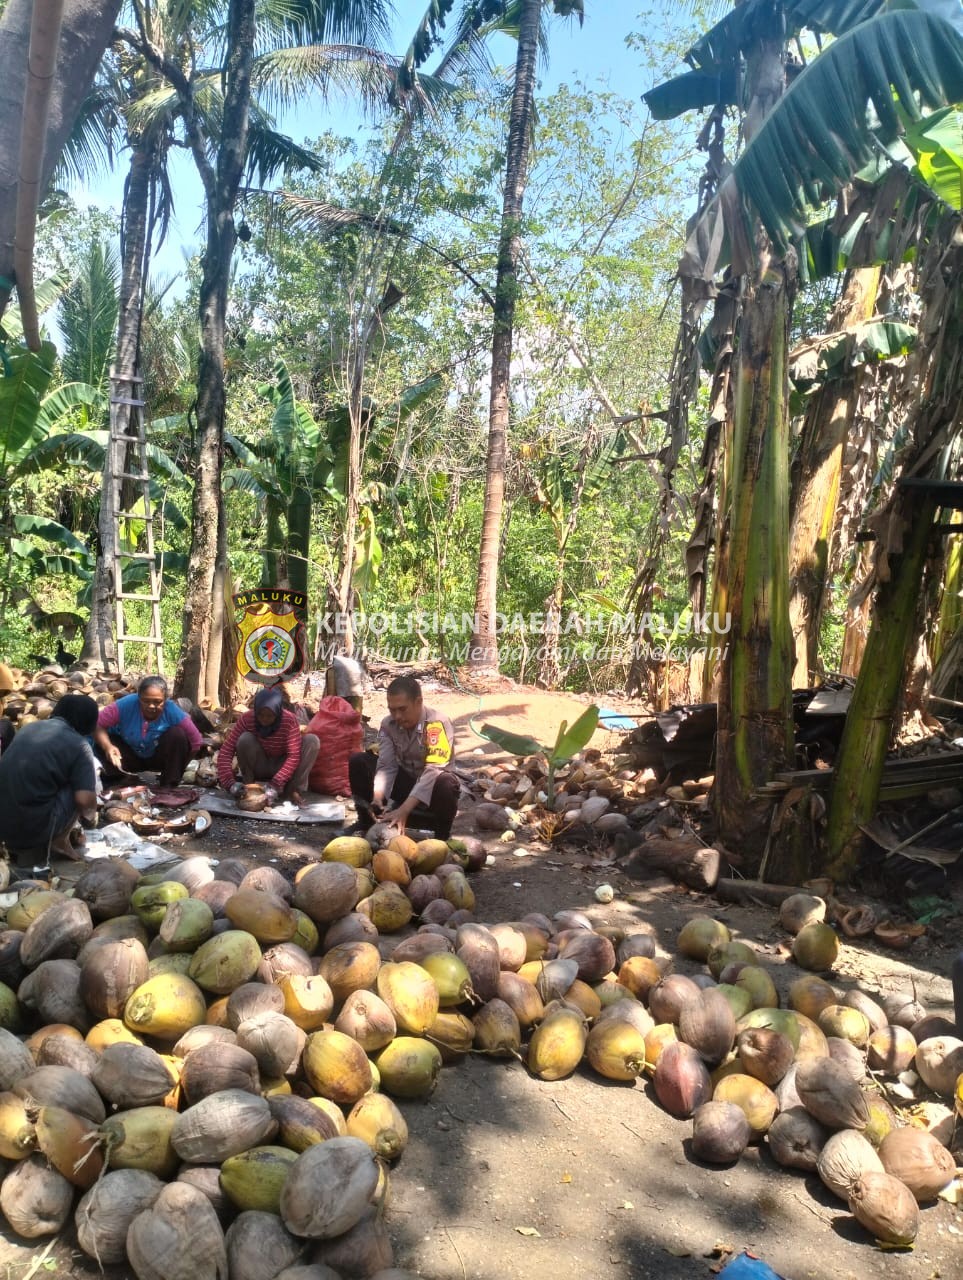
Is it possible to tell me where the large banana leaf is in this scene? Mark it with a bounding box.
[682,1,940,74]
[222,465,271,499]
[730,10,963,252]
[643,67,739,121]
[351,507,383,595]
[39,382,108,428]
[0,274,70,342]
[12,514,91,557]
[902,105,963,206]
[11,429,184,484]
[0,343,57,466]
[479,703,599,766]
[649,2,961,113]
[478,723,544,757]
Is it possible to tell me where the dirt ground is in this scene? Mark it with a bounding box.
[1,681,960,1280]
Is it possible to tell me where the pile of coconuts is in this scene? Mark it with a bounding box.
[0,831,959,1278]
[675,902,962,1249]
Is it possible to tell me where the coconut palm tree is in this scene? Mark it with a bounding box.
[469,0,585,674]
[0,0,124,335]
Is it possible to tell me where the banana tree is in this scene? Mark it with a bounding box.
[225,360,443,622]
[225,361,332,596]
[645,0,963,876]
[479,703,599,804]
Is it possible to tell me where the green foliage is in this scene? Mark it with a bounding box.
[730,11,963,252]
[479,703,599,801]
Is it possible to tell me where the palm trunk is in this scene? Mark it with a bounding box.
[825,494,938,880]
[788,267,880,686]
[177,249,230,700]
[13,0,65,351]
[469,0,541,672]
[176,0,256,702]
[81,138,158,669]
[0,0,124,324]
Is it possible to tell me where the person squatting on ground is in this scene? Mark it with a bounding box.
[348,675,459,839]
[217,686,320,807]
[94,674,203,788]
[0,693,99,864]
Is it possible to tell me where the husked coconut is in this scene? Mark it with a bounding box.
[76,1169,164,1264]
[126,1180,228,1279]
[279,1137,379,1238]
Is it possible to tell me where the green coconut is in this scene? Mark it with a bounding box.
[374,1037,443,1099]
[707,941,758,980]
[188,931,263,995]
[736,1008,802,1051]
[123,973,207,1040]
[158,899,215,953]
[677,917,731,962]
[792,923,840,972]
[220,1145,298,1213]
[131,882,189,931]
[321,836,373,868]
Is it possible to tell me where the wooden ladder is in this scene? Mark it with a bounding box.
[108,370,164,674]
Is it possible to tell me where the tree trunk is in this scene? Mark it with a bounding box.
[840,545,873,675]
[205,488,229,706]
[469,0,541,673]
[788,267,880,686]
[0,0,124,322]
[712,31,794,869]
[264,493,285,585]
[825,494,938,880]
[714,260,796,863]
[175,0,256,702]
[81,138,159,669]
[288,483,312,597]
[537,560,565,688]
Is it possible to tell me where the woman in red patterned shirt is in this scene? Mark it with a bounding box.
[217,687,319,807]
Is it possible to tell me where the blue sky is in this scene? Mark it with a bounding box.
[81,3,683,280]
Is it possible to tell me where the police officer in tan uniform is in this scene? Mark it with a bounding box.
[346,675,459,838]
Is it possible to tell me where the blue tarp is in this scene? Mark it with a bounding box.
[598,706,638,731]
[717,1253,789,1280]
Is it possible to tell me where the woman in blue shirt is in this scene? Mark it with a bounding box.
[94,675,203,787]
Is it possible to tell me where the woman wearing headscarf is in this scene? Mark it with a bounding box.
[0,694,99,863]
[217,687,320,807]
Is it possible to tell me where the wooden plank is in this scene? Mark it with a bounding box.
[716,878,804,907]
